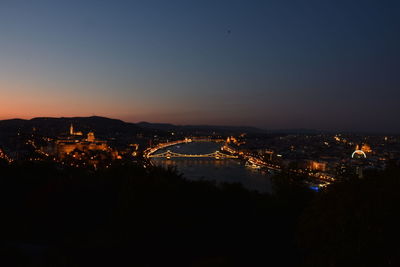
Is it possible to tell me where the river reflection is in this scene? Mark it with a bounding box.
[151,142,272,193]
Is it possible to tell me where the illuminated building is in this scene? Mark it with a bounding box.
[306,160,327,172]
[69,124,83,136]
[56,126,112,158]
[87,132,95,142]
[361,144,372,153]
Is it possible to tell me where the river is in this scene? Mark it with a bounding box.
[150,142,272,193]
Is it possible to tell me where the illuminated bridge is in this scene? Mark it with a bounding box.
[144,137,227,158]
[149,150,238,159]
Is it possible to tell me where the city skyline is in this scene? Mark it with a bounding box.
[1,0,399,132]
[0,2,399,264]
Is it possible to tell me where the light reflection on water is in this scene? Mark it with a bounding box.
[151,142,272,193]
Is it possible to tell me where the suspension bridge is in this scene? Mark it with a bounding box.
[148,150,238,159]
[144,137,230,159]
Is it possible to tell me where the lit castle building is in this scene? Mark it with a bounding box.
[56,124,111,158]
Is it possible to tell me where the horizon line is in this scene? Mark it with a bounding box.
[0,115,399,135]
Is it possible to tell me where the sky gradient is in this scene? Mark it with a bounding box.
[1,0,399,132]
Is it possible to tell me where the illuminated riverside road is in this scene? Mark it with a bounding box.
[150,142,272,193]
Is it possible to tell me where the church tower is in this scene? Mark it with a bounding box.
[70,124,74,135]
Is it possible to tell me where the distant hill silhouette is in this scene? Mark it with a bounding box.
[0,116,268,137]
[268,128,325,134]
[0,116,333,137]
[137,121,267,134]
[0,116,143,138]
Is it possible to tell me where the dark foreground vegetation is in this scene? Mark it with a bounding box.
[0,159,399,267]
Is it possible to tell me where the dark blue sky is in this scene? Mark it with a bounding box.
[0,0,399,132]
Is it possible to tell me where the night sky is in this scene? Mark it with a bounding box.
[1,0,399,132]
